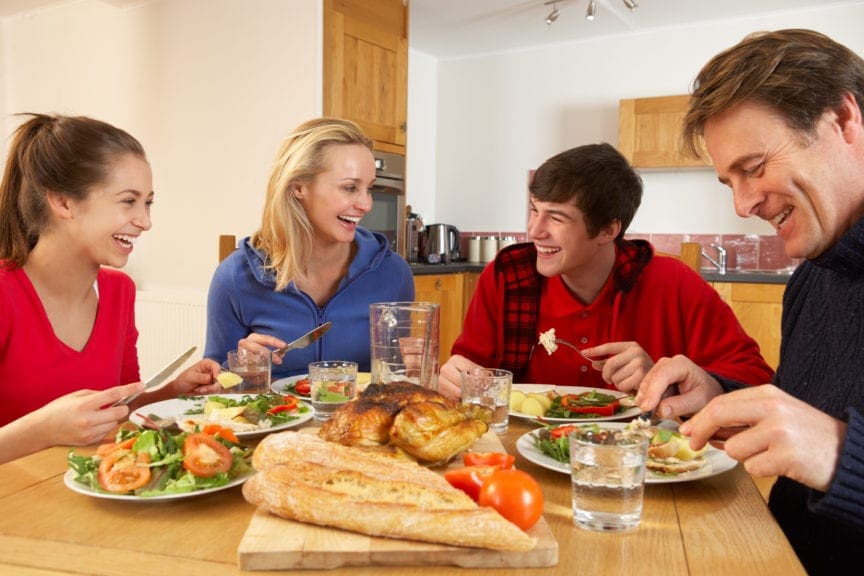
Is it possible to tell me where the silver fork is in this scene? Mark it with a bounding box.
[548,337,606,370]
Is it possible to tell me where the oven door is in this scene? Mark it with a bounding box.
[364,177,406,257]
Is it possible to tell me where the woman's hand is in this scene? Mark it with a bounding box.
[135,359,223,407]
[0,382,145,464]
[239,332,287,365]
[438,354,482,400]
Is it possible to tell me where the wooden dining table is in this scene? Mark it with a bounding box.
[0,417,806,576]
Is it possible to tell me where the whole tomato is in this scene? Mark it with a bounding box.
[478,469,544,531]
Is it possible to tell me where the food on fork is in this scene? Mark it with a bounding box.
[244,431,537,551]
[538,328,558,355]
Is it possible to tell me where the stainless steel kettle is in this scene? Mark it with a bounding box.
[423,223,460,264]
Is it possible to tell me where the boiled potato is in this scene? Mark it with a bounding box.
[520,397,545,417]
[509,390,526,412]
[216,371,243,389]
[674,438,707,461]
[527,392,553,411]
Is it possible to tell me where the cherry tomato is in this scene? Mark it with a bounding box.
[97,448,151,493]
[182,433,233,478]
[294,378,311,396]
[444,465,497,501]
[478,469,544,531]
[462,452,515,469]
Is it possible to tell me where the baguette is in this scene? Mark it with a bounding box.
[244,431,537,552]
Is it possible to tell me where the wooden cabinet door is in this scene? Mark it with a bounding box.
[414,274,464,367]
[618,95,711,168]
[323,0,408,154]
[713,282,784,370]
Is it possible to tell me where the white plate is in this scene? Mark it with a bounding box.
[63,468,254,501]
[130,394,314,439]
[515,424,738,484]
[510,385,643,423]
[272,374,311,398]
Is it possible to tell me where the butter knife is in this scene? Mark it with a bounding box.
[275,322,332,359]
[111,346,197,407]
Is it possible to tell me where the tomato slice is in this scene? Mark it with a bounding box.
[444,465,497,501]
[97,449,151,493]
[202,424,240,444]
[95,437,136,457]
[294,379,311,396]
[462,452,515,469]
[478,469,544,531]
[183,433,233,478]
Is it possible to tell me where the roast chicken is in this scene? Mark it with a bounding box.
[318,381,492,464]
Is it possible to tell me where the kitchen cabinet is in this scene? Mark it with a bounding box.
[618,94,711,168]
[713,282,784,370]
[323,0,408,155]
[462,271,480,318]
[414,273,466,367]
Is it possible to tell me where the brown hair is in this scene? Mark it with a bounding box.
[529,143,642,239]
[252,117,373,291]
[683,29,864,158]
[0,113,146,267]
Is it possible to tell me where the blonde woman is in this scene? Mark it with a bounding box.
[205,118,414,377]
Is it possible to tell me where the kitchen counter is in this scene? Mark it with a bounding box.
[410,261,487,275]
[702,269,793,284]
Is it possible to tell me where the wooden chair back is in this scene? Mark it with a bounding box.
[219,234,237,263]
[657,241,702,273]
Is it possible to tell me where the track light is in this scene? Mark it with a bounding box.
[623,0,638,10]
[586,0,596,21]
[545,2,559,25]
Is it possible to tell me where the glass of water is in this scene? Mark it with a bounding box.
[460,368,512,434]
[569,427,649,532]
[308,360,358,422]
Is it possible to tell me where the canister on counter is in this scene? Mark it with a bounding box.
[499,236,517,250]
[468,236,481,263]
[480,236,499,263]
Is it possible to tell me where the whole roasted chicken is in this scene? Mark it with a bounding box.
[318,381,491,464]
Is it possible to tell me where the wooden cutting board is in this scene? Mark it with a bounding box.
[236,429,559,570]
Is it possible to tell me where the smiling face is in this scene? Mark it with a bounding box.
[704,97,864,260]
[293,143,375,246]
[68,153,153,269]
[527,197,618,286]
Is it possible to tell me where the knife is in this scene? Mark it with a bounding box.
[275,322,333,359]
[111,346,198,407]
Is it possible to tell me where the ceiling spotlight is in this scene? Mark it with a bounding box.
[623,0,638,10]
[545,2,559,25]
[586,0,596,21]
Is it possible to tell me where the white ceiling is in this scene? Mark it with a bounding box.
[0,0,860,60]
[410,0,863,59]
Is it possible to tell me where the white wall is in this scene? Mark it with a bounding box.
[0,0,320,294]
[408,3,864,236]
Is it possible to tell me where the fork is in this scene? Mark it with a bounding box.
[550,337,607,370]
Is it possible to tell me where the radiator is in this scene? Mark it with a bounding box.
[135,289,208,379]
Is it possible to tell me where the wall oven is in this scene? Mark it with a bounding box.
[364,150,406,258]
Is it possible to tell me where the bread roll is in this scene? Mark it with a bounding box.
[244,431,536,552]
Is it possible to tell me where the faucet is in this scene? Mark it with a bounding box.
[702,243,727,274]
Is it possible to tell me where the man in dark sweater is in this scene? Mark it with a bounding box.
[638,29,864,575]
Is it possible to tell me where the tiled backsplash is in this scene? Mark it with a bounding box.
[459,231,800,271]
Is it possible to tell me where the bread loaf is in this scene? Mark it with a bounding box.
[243,431,536,552]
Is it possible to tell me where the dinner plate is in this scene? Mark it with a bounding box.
[130,394,314,439]
[510,385,643,423]
[272,374,311,398]
[63,468,254,502]
[515,424,738,484]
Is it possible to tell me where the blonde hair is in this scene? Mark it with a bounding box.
[251,117,373,291]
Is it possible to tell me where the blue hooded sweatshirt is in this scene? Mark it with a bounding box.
[204,228,414,378]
